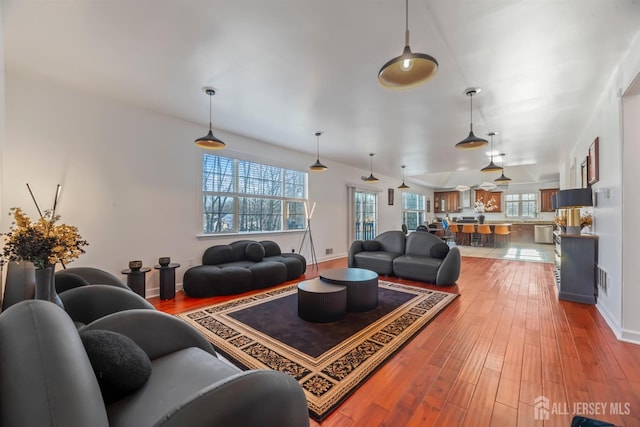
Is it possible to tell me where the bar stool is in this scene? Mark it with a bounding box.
[461,224,476,246]
[494,225,511,247]
[448,223,460,244]
[477,224,493,247]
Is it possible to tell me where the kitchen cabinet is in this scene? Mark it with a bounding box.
[434,191,460,213]
[474,190,502,213]
[510,223,535,242]
[540,188,559,212]
[554,232,598,304]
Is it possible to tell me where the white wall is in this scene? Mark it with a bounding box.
[2,73,433,297]
[565,32,640,342]
[622,85,640,342]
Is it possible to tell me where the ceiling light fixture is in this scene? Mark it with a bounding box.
[455,88,488,150]
[309,131,328,172]
[377,0,438,89]
[398,165,410,189]
[481,132,502,173]
[363,153,379,183]
[494,153,512,183]
[194,87,226,149]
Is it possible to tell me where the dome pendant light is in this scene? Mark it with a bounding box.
[377,0,438,89]
[455,88,488,150]
[309,131,328,172]
[495,153,512,183]
[481,132,502,173]
[194,87,226,149]
[364,153,379,182]
[398,165,410,189]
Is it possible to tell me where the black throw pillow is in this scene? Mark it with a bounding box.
[430,243,450,259]
[80,329,152,404]
[245,242,266,262]
[362,240,382,251]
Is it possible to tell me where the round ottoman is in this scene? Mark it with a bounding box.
[297,278,347,323]
[320,268,379,312]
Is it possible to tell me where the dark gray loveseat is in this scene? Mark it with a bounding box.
[348,230,461,286]
[0,299,310,427]
[183,240,306,297]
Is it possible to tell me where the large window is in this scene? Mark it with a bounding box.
[402,192,426,230]
[202,154,307,234]
[505,193,537,217]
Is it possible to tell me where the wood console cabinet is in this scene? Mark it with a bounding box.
[554,232,598,304]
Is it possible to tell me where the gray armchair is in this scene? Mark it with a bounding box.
[60,284,154,327]
[0,300,310,427]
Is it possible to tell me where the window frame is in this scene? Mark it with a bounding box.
[505,192,537,218]
[201,153,308,235]
[401,191,426,230]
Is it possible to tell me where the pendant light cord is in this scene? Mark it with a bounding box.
[469,92,474,132]
[404,0,409,46]
[208,93,213,130]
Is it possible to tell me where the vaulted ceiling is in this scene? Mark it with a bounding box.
[3,0,640,188]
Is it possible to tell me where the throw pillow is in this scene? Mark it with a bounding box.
[80,329,152,404]
[430,242,450,259]
[245,242,266,262]
[362,240,381,251]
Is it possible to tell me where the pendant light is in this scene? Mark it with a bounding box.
[455,88,488,150]
[398,165,410,189]
[363,153,379,182]
[481,132,502,173]
[309,131,328,171]
[495,154,512,183]
[377,0,438,89]
[194,87,226,149]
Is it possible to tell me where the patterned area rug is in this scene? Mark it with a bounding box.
[177,281,457,421]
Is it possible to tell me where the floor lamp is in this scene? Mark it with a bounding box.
[298,202,318,268]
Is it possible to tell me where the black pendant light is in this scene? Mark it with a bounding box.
[377,0,438,89]
[194,87,226,149]
[363,153,379,182]
[481,132,502,173]
[309,131,328,171]
[455,88,488,150]
[495,154,512,183]
[398,165,410,189]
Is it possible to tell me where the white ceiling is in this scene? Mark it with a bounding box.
[3,0,640,188]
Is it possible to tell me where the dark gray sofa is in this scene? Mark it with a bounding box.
[348,230,461,286]
[0,299,310,427]
[183,240,306,297]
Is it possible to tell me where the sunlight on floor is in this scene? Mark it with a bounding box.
[454,242,554,263]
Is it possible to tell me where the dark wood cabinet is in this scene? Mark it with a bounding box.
[474,190,502,213]
[510,223,535,242]
[540,188,559,212]
[554,233,598,304]
[434,191,460,213]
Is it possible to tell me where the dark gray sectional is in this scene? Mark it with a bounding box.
[183,240,306,297]
[348,230,461,286]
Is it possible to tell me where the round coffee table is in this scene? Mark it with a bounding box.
[297,278,347,323]
[320,268,379,312]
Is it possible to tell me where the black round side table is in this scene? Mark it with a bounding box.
[154,263,180,300]
[121,267,151,298]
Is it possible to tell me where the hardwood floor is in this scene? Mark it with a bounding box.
[150,257,640,426]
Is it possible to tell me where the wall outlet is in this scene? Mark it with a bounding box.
[325,248,333,255]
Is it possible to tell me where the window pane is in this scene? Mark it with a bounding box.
[522,201,536,216]
[238,161,283,196]
[285,170,306,198]
[203,194,235,233]
[239,197,282,232]
[203,154,234,192]
[285,201,305,230]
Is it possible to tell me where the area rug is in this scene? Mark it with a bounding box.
[177,281,457,421]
